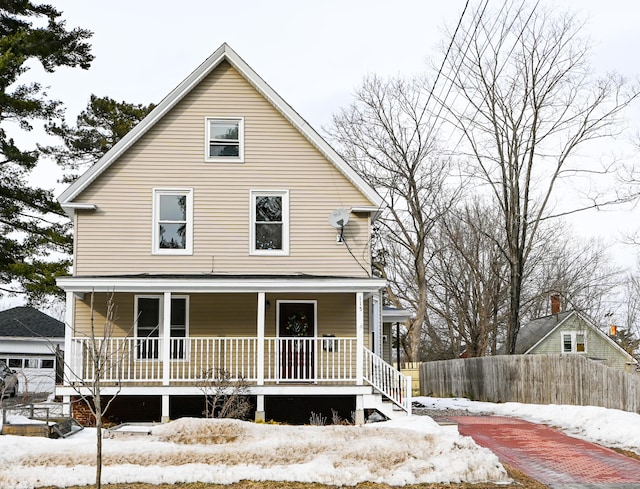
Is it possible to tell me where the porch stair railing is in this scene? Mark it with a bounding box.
[362,347,412,414]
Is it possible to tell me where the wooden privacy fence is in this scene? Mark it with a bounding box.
[420,354,640,413]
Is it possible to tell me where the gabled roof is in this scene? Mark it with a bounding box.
[0,307,64,338]
[514,309,635,362]
[512,310,575,354]
[58,43,383,213]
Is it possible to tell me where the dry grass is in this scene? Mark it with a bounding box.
[37,464,547,489]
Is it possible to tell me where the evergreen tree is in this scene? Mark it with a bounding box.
[43,95,155,183]
[0,1,93,304]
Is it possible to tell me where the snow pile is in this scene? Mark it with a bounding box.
[417,396,640,455]
[0,416,508,488]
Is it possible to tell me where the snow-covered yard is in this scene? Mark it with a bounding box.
[0,396,638,489]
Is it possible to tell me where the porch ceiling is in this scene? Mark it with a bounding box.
[57,274,387,294]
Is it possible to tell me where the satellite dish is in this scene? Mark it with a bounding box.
[328,208,350,228]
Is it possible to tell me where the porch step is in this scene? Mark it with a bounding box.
[363,392,408,420]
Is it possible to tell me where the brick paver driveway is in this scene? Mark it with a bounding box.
[452,416,640,488]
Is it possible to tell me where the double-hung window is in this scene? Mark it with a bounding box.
[152,189,193,255]
[250,190,289,255]
[561,332,586,354]
[135,296,189,360]
[206,117,244,162]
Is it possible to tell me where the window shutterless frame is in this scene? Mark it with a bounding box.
[205,117,244,162]
[152,188,194,255]
[561,331,587,354]
[134,295,190,361]
[249,189,289,255]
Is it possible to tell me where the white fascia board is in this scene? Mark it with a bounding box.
[60,202,97,219]
[523,311,574,354]
[56,276,387,294]
[351,205,385,221]
[58,43,383,209]
[575,311,637,362]
[58,44,230,205]
[0,337,64,343]
[382,309,413,322]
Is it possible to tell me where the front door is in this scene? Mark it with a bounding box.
[278,301,315,381]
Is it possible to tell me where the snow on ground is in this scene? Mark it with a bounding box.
[416,396,640,455]
[0,414,508,489]
[1,397,639,489]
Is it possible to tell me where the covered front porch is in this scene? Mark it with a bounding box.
[57,274,411,421]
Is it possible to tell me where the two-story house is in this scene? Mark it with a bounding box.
[56,44,411,424]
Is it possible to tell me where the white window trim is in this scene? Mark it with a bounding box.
[276,300,318,338]
[134,295,190,361]
[561,331,587,354]
[250,189,290,256]
[205,117,245,163]
[152,188,194,255]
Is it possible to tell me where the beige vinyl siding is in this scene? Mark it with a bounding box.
[531,316,631,370]
[74,293,135,337]
[73,292,368,344]
[74,61,373,277]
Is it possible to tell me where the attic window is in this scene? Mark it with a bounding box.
[206,117,244,162]
[561,332,587,354]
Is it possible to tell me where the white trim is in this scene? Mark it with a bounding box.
[205,117,244,163]
[63,203,96,210]
[134,295,162,362]
[382,308,413,323]
[276,300,318,338]
[351,206,384,221]
[62,202,96,218]
[371,294,381,356]
[257,293,265,386]
[63,291,74,386]
[134,294,190,365]
[152,188,194,255]
[57,276,387,294]
[356,292,364,386]
[162,292,171,385]
[56,384,374,397]
[561,331,587,354]
[276,300,318,382]
[250,189,290,256]
[58,43,382,213]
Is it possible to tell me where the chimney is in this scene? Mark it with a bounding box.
[551,294,561,315]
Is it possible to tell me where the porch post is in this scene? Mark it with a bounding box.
[257,292,265,386]
[63,291,75,391]
[255,394,265,423]
[162,394,170,423]
[162,292,171,386]
[356,292,364,386]
[355,394,365,425]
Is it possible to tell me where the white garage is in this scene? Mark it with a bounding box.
[0,307,64,394]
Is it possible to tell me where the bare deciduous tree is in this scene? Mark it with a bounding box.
[522,231,621,323]
[438,3,639,353]
[64,292,131,489]
[328,75,460,361]
[429,201,509,357]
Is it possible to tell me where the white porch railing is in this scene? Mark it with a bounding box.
[66,337,411,412]
[67,336,358,384]
[363,347,412,413]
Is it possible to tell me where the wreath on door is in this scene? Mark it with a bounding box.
[285,312,310,337]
